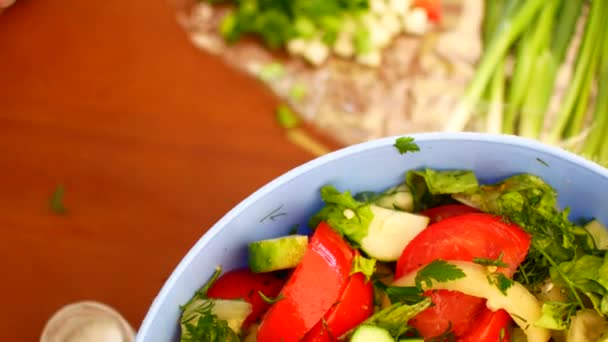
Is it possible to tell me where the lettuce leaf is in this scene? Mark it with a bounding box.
[406,169,479,211]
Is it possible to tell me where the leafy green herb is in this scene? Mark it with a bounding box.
[350,255,376,282]
[258,291,285,304]
[377,283,425,305]
[454,172,608,322]
[211,0,369,50]
[289,83,307,101]
[276,104,300,129]
[486,272,514,295]
[452,173,556,215]
[393,136,420,155]
[354,299,432,339]
[415,260,466,290]
[309,185,373,247]
[405,169,478,211]
[534,301,577,330]
[180,300,239,342]
[353,27,372,54]
[408,169,479,195]
[180,267,242,342]
[258,62,285,82]
[452,174,579,286]
[181,266,222,311]
[49,184,67,215]
[355,183,412,212]
[550,254,608,314]
[473,252,509,268]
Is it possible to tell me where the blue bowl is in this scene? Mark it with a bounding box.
[137,132,608,341]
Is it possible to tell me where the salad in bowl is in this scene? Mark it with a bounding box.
[137,133,608,342]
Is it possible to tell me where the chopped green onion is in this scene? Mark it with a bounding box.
[353,27,372,55]
[258,62,285,83]
[293,17,317,39]
[276,104,300,129]
[288,83,307,101]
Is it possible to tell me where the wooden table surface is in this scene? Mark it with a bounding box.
[0,1,339,340]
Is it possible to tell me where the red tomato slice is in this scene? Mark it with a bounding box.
[396,213,531,338]
[409,290,486,337]
[420,204,480,224]
[458,309,511,342]
[414,0,442,23]
[206,268,286,328]
[257,222,355,342]
[302,272,374,342]
[396,213,530,278]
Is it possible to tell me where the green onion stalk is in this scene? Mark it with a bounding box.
[486,60,506,134]
[444,0,545,132]
[517,0,583,138]
[565,34,601,141]
[503,0,560,136]
[581,9,608,165]
[548,0,606,143]
[481,0,508,134]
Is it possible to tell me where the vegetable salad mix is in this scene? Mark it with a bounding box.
[179,137,608,342]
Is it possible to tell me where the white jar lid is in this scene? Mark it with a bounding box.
[41,301,135,342]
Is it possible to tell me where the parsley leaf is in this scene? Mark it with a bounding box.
[258,291,285,304]
[473,252,509,268]
[350,255,376,281]
[309,185,373,247]
[394,136,420,155]
[49,184,67,215]
[415,260,466,289]
[486,273,514,295]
